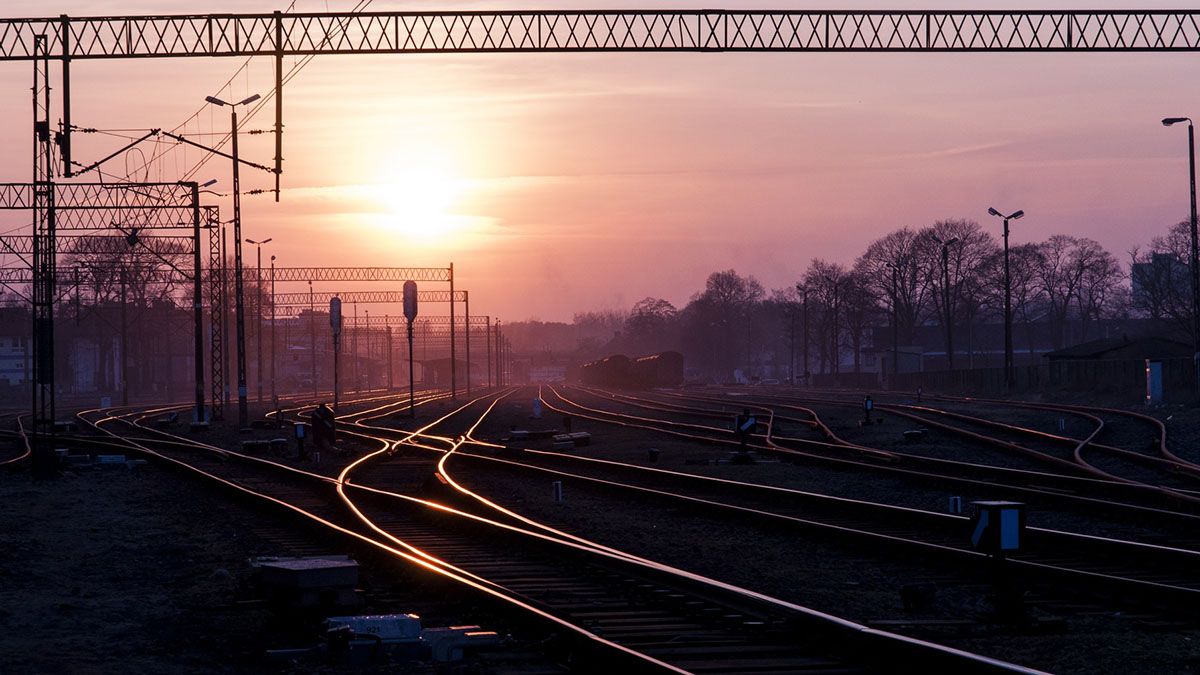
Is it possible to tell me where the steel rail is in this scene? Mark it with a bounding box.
[331,392,1044,674]
[436,442,1200,616]
[75,401,688,674]
[543,385,1200,524]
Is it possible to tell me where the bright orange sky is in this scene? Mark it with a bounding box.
[4,1,1200,322]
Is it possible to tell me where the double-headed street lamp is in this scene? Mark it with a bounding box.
[246,237,272,405]
[1162,117,1200,395]
[931,235,960,371]
[988,207,1024,390]
[206,93,261,429]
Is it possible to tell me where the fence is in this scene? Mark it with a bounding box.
[892,357,1196,401]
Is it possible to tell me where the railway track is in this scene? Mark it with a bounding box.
[56,393,1037,674]
[545,385,1200,528]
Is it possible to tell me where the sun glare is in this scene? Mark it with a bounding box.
[372,167,470,244]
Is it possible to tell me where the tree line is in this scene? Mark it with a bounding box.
[559,217,1192,380]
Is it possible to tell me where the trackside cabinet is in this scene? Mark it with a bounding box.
[970,501,1026,554]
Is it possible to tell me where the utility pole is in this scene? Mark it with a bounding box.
[1163,117,1200,396]
[269,255,276,408]
[352,302,358,394]
[988,207,1024,390]
[886,262,899,386]
[789,304,796,384]
[221,223,231,407]
[247,237,271,404]
[205,93,262,427]
[801,287,809,386]
[465,290,471,396]
[449,262,457,400]
[932,235,960,371]
[309,280,316,399]
[120,268,128,406]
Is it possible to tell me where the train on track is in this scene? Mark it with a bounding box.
[578,351,684,388]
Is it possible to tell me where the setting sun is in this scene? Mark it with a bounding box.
[371,166,470,243]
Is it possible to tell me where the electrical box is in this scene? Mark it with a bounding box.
[970,501,1025,553]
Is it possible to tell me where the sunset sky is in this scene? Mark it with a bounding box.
[3,1,1200,322]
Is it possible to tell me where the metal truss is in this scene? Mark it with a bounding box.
[4,10,1200,60]
[205,206,223,421]
[31,34,54,462]
[0,265,193,285]
[0,234,195,257]
[0,182,200,230]
[273,306,487,325]
[271,289,466,306]
[270,266,452,282]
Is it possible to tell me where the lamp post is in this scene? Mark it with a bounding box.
[309,279,316,399]
[246,237,271,405]
[988,207,1024,390]
[788,302,796,384]
[885,262,899,386]
[269,254,276,411]
[1163,116,1200,395]
[205,92,261,428]
[797,284,810,385]
[931,235,960,371]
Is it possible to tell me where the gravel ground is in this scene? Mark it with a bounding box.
[0,397,553,675]
[0,465,279,674]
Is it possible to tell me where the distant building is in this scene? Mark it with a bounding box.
[1043,335,1192,362]
[0,336,27,386]
[1131,252,1190,317]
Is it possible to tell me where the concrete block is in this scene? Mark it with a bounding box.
[259,557,359,590]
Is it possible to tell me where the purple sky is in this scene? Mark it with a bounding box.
[3,1,1200,321]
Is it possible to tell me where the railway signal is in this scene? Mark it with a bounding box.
[404,281,418,416]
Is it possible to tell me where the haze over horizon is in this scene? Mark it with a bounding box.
[3,0,1199,322]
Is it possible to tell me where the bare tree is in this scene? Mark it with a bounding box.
[916,219,999,366]
[1033,235,1117,349]
[801,259,848,374]
[1130,221,1192,339]
[856,226,932,346]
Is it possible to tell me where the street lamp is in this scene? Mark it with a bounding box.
[246,237,272,405]
[1163,116,1200,394]
[206,92,261,429]
[801,285,810,385]
[269,254,277,415]
[988,207,1024,390]
[931,235,960,371]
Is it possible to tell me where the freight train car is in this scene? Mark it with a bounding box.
[580,354,632,388]
[580,351,684,388]
[629,351,685,388]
